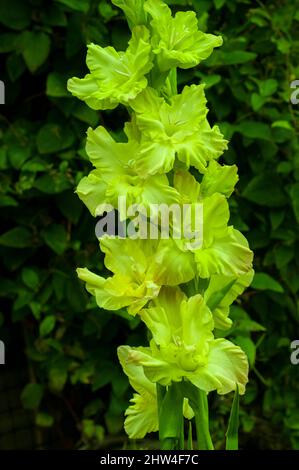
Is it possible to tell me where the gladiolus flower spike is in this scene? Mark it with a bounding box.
[68,0,253,450]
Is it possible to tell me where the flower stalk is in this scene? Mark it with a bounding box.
[68,0,253,449]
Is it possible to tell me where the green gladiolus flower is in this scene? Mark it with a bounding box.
[129,85,228,176]
[77,238,160,314]
[118,345,194,439]
[120,287,249,394]
[67,26,153,110]
[144,0,223,71]
[77,237,195,315]
[76,126,180,216]
[157,171,253,279]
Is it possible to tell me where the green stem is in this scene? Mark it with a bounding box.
[157,382,184,450]
[181,382,214,450]
[225,384,239,450]
[168,68,178,95]
[156,383,166,413]
[187,421,193,450]
[193,389,214,450]
[179,413,185,450]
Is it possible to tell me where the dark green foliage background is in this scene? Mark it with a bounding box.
[0,0,299,449]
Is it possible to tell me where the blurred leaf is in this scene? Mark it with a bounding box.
[242,173,287,207]
[57,191,83,224]
[0,196,18,207]
[39,315,56,337]
[236,121,272,140]
[208,50,257,66]
[21,383,44,410]
[251,93,267,111]
[258,79,278,97]
[289,183,299,223]
[36,412,54,428]
[42,224,68,255]
[0,0,31,30]
[252,273,284,293]
[21,267,39,290]
[0,227,31,248]
[0,33,18,53]
[36,124,75,154]
[46,72,70,98]
[275,37,290,54]
[72,103,100,126]
[41,5,67,26]
[8,144,31,169]
[99,0,118,21]
[274,245,294,269]
[21,31,51,73]
[49,359,69,392]
[272,121,293,131]
[34,173,72,194]
[6,53,26,81]
[214,0,226,9]
[235,336,256,366]
[55,0,91,13]
[22,158,49,172]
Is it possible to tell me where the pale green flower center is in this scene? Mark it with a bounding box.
[162,340,207,372]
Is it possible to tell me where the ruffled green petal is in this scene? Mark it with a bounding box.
[67,74,107,110]
[202,193,230,247]
[176,121,228,172]
[140,287,213,357]
[85,126,179,208]
[76,170,108,216]
[136,141,176,176]
[140,287,186,345]
[86,126,134,175]
[141,174,180,206]
[78,267,160,313]
[125,392,158,438]
[154,239,197,286]
[68,26,153,110]
[204,270,254,329]
[127,343,185,386]
[173,171,200,204]
[77,237,163,314]
[188,338,248,395]
[195,227,254,278]
[179,294,214,349]
[77,268,136,311]
[130,85,226,176]
[131,85,207,139]
[100,237,156,277]
[118,345,158,438]
[118,345,194,438]
[144,0,222,71]
[200,160,239,198]
[118,345,156,397]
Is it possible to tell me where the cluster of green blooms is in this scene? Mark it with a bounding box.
[68,0,253,440]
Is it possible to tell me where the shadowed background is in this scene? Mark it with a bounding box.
[0,0,299,450]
